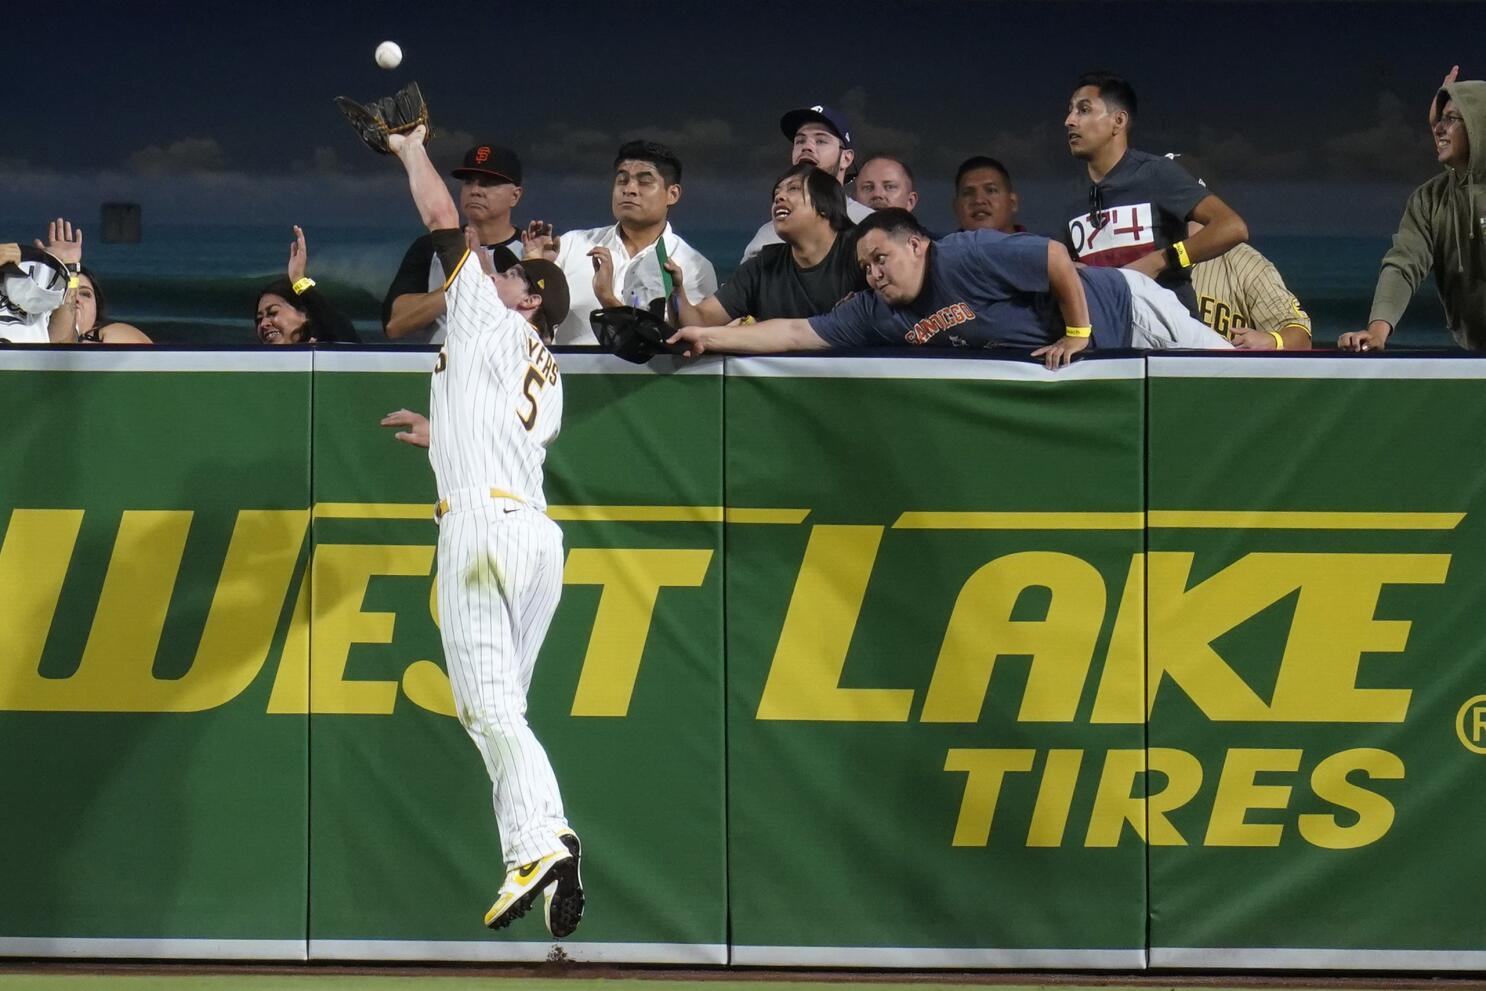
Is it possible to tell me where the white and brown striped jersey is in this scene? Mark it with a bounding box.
[1192,242,1312,340]
[428,248,563,510]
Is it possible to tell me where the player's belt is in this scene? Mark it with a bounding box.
[434,487,525,521]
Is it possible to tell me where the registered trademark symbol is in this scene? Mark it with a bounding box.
[1456,695,1486,754]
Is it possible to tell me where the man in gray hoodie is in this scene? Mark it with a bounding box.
[1341,79,1486,351]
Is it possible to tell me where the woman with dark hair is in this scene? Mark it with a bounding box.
[667,162,865,326]
[68,268,151,343]
[254,226,359,344]
[32,216,151,343]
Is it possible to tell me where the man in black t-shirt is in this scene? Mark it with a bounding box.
[671,163,865,325]
[381,142,527,343]
[1061,72,1248,315]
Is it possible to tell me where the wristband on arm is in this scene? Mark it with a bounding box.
[1163,241,1192,270]
[1267,330,1285,350]
[1064,325,1092,338]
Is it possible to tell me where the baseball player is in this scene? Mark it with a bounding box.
[384,123,583,938]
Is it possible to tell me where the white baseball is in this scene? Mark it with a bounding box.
[374,41,403,70]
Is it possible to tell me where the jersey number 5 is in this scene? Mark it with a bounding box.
[516,365,545,431]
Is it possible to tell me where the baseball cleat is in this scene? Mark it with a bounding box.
[483,848,572,931]
[544,828,585,939]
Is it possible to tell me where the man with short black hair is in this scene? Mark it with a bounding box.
[526,140,717,345]
[852,155,919,211]
[953,156,1023,234]
[740,104,875,262]
[1062,72,1248,316]
[670,163,865,325]
[382,142,528,342]
[671,208,1230,369]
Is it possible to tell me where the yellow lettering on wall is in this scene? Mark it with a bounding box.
[565,548,714,717]
[944,748,1035,846]
[1027,749,1084,847]
[78,510,192,687]
[1268,554,1446,721]
[1086,748,1202,847]
[401,659,457,717]
[1299,748,1404,849]
[306,543,434,714]
[922,552,1105,723]
[266,570,312,714]
[756,526,913,722]
[1146,552,1278,720]
[2,509,307,712]
[0,509,84,708]
[1090,554,1146,724]
[1205,747,1301,847]
[1147,552,1444,722]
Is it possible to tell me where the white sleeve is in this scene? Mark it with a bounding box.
[442,250,505,342]
[689,250,719,298]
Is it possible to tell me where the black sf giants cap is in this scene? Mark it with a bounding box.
[451,143,522,184]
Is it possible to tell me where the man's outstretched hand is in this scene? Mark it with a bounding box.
[380,408,430,447]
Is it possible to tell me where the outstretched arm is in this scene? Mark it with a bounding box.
[667,318,829,356]
[390,126,458,232]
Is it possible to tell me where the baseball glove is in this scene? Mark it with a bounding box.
[334,81,430,155]
[590,305,680,364]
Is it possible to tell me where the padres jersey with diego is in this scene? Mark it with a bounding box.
[429,249,563,511]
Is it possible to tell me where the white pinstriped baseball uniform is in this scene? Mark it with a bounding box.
[429,241,570,870]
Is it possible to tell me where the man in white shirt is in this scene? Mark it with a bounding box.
[739,104,874,263]
[526,141,717,346]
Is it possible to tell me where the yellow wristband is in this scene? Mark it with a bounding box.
[1172,241,1192,269]
[1064,325,1092,338]
[291,277,316,296]
[1268,330,1284,350]
[67,276,79,290]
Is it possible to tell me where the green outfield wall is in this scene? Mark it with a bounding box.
[1,349,1483,970]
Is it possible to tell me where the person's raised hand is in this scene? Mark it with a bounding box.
[387,123,426,156]
[35,217,82,267]
[589,246,619,306]
[287,225,308,282]
[522,220,560,261]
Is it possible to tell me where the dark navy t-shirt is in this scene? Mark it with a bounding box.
[808,229,1133,350]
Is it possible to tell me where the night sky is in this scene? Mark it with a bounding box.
[4,0,1482,236]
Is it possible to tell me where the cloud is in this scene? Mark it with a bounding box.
[292,145,345,176]
[839,86,923,161]
[128,137,226,176]
[1323,91,1436,181]
[1191,128,1310,182]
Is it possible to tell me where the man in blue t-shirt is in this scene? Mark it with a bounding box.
[668,209,1230,369]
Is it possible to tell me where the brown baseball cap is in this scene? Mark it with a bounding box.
[514,258,570,328]
[451,143,522,184]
